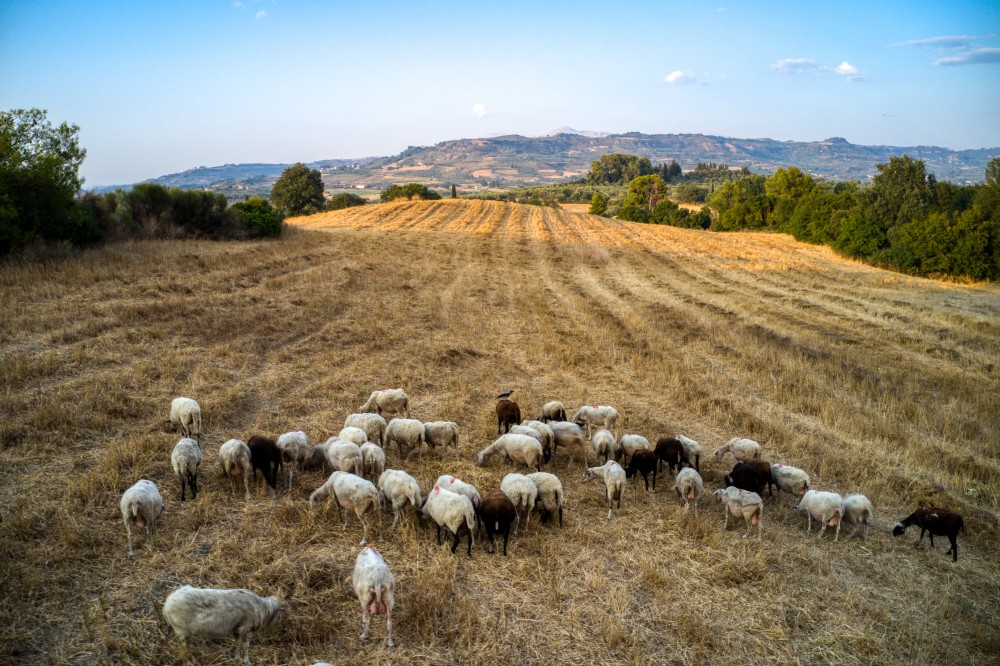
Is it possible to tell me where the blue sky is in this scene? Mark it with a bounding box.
[1,0,998,186]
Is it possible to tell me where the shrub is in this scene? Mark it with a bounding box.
[380,183,443,202]
[326,192,368,211]
[228,197,282,237]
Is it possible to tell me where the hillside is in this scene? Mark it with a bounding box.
[2,200,999,664]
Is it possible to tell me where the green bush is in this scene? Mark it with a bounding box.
[228,197,282,237]
[326,192,368,211]
[380,183,443,202]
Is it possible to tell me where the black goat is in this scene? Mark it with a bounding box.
[626,449,658,492]
[724,462,769,498]
[247,435,282,494]
[893,506,965,562]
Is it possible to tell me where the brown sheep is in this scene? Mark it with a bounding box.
[496,399,521,435]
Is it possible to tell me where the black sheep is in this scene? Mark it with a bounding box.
[626,449,658,492]
[892,506,965,562]
[478,490,518,556]
[247,435,282,494]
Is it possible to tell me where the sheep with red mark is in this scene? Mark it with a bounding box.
[893,506,964,562]
[714,437,761,463]
[478,489,517,555]
[359,388,410,419]
[795,490,844,542]
[219,438,252,500]
[581,459,626,519]
[120,479,165,557]
[351,546,395,647]
[673,467,703,516]
[626,449,658,493]
[712,486,763,540]
[433,474,481,511]
[496,399,521,434]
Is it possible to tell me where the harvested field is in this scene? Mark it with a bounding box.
[2,199,999,665]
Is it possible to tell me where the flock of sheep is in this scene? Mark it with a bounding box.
[118,389,966,665]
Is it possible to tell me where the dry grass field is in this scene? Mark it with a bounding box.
[2,199,999,665]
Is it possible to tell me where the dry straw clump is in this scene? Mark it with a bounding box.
[1,199,999,664]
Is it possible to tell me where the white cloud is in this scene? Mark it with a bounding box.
[664,70,697,84]
[897,35,976,48]
[771,58,865,81]
[256,9,267,19]
[935,47,1000,66]
[233,1,244,8]
[771,58,818,74]
[472,103,489,118]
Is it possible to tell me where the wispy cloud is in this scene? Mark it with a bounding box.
[771,58,866,81]
[935,47,1000,67]
[771,58,818,74]
[894,35,976,48]
[256,9,267,19]
[472,103,489,118]
[664,70,697,84]
[233,1,244,8]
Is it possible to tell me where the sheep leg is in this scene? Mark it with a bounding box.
[179,477,186,502]
[947,536,958,562]
[450,529,462,554]
[486,524,495,553]
[723,508,730,530]
[512,510,520,536]
[361,605,371,640]
[357,509,368,545]
[502,527,509,556]
[391,507,401,530]
[693,500,698,518]
[125,520,134,558]
[817,520,827,539]
[833,517,841,543]
[436,524,442,546]
[243,470,251,501]
[917,528,926,548]
[652,468,657,493]
[190,473,197,500]
[386,602,395,647]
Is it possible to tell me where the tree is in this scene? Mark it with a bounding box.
[589,192,608,216]
[380,183,442,202]
[451,184,457,198]
[986,156,1000,189]
[270,163,324,216]
[586,154,654,185]
[618,175,668,223]
[868,155,934,230]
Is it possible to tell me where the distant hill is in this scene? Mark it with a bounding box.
[145,157,380,189]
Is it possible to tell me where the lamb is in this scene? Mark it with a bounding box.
[420,485,476,556]
[712,486,763,540]
[654,437,690,475]
[169,397,202,441]
[770,463,810,498]
[795,490,845,542]
[626,449,658,493]
[538,400,567,423]
[572,404,620,437]
[673,467,704,516]
[378,469,423,529]
[591,428,617,463]
[496,398,521,434]
[475,433,544,472]
[384,418,426,460]
[360,442,386,481]
[548,421,590,469]
[521,420,555,462]
[500,473,538,535]
[433,475,481,511]
[247,435,282,497]
[359,388,410,419]
[162,585,282,666]
[219,438,252,500]
[423,421,460,458]
[310,471,382,545]
[170,437,202,501]
[351,546,395,647]
[344,412,388,447]
[119,479,165,557]
[892,506,964,562]
[527,472,564,527]
[325,438,364,476]
[675,434,702,471]
[276,431,308,492]
[843,494,874,541]
[338,426,369,447]
[581,460,626,519]
[615,434,651,466]
[478,490,517,555]
[714,437,762,463]
[725,461,772,498]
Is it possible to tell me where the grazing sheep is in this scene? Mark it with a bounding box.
[500,473,538,535]
[549,421,590,469]
[572,405,620,437]
[344,413,388,448]
[673,468,704,516]
[310,472,382,545]
[591,428,617,463]
[359,388,410,419]
[420,485,476,556]
[892,506,965,562]
[219,438,252,500]
[120,479,165,557]
[581,460,626,519]
[384,418,426,460]
[423,421,460,458]
[338,426,368,447]
[675,434,701,472]
[725,461,771,498]
[276,431,308,492]
[522,420,555,462]
[770,463,810,498]
[626,449,658,493]
[654,437,690,475]
[305,442,332,473]
[433,475,481,511]
[351,546,395,647]
[378,469,423,529]
[360,443,386,481]
[843,494,874,541]
[162,585,282,666]
[538,401,567,423]
[795,490,845,542]
[714,437,761,463]
[325,438,364,476]
[712,487,763,540]
[615,434,651,466]
[475,433,543,471]
[527,472,564,527]
[247,435,282,497]
[171,437,202,501]
[169,397,202,441]
[479,489,518,555]
[496,399,521,435]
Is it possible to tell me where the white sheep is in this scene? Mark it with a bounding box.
[521,420,555,461]
[162,585,283,666]
[526,472,564,527]
[219,438,252,500]
[169,397,202,440]
[359,388,410,419]
[581,460,626,519]
[672,467,704,516]
[338,426,368,447]
[420,485,476,556]
[795,490,845,542]
[324,438,364,476]
[378,469,423,529]
[615,434,651,465]
[351,546,395,647]
[714,437,762,463]
[712,486,763,540]
[474,433,543,471]
[590,428,617,463]
[170,437,202,501]
[510,424,542,442]
[842,493,874,540]
[423,421,460,458]
[276,431,308,492]
[549,421,590,469]
[344,412,388,447]
[538,400,567,423]
[500,473,538,535]
[675,434,702,471]
[770,463,811,498]
[384,418,425,460]
[360,442,386,481]
[571,404,620,437]
[310,471,382,545]
[119,479,165,557]
[433,474,481,511]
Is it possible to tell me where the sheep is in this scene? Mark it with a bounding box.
[521,420,555,462]
[305,442,332,473]
[675,434,702,472]
[433,475,481,511]
[344,412,388,447]
[169,397,202,441]
[654,437,690,475]
[170,437,202,501]
[770,463,810,498]
[626,449,658,493]
[351,546,395,647]
[712,486,763,540]
[420,485,476,556]
[496,398,521,434]
[843,494,874,541]
[714,437,761,463]
[478,489,518,555]
[527,472,564,527]
[795,490,845,542]
[359,388,410,419]
[892,506,965,562]
[162,585,282,666]
[615,434,651,466]
[581,460,626,519]
[276,431,308,492]
[500,473,538,535]
[673,467,704,516]
[360,442,386,481]
[571,405,620,437]
[384,418,426,460]
[538,400,567,423]
[119,479,165,557]
[338,426,369,447]
[423,421,460,458]
[310,471,382,545]
[247,435,282,497]
[325,438,364,476]
[475,433,543,472]
[219,438,252,500]
[725,461,771,498]
[378,469,423,529]
[548,421,590,469]
[591,428,617,463]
